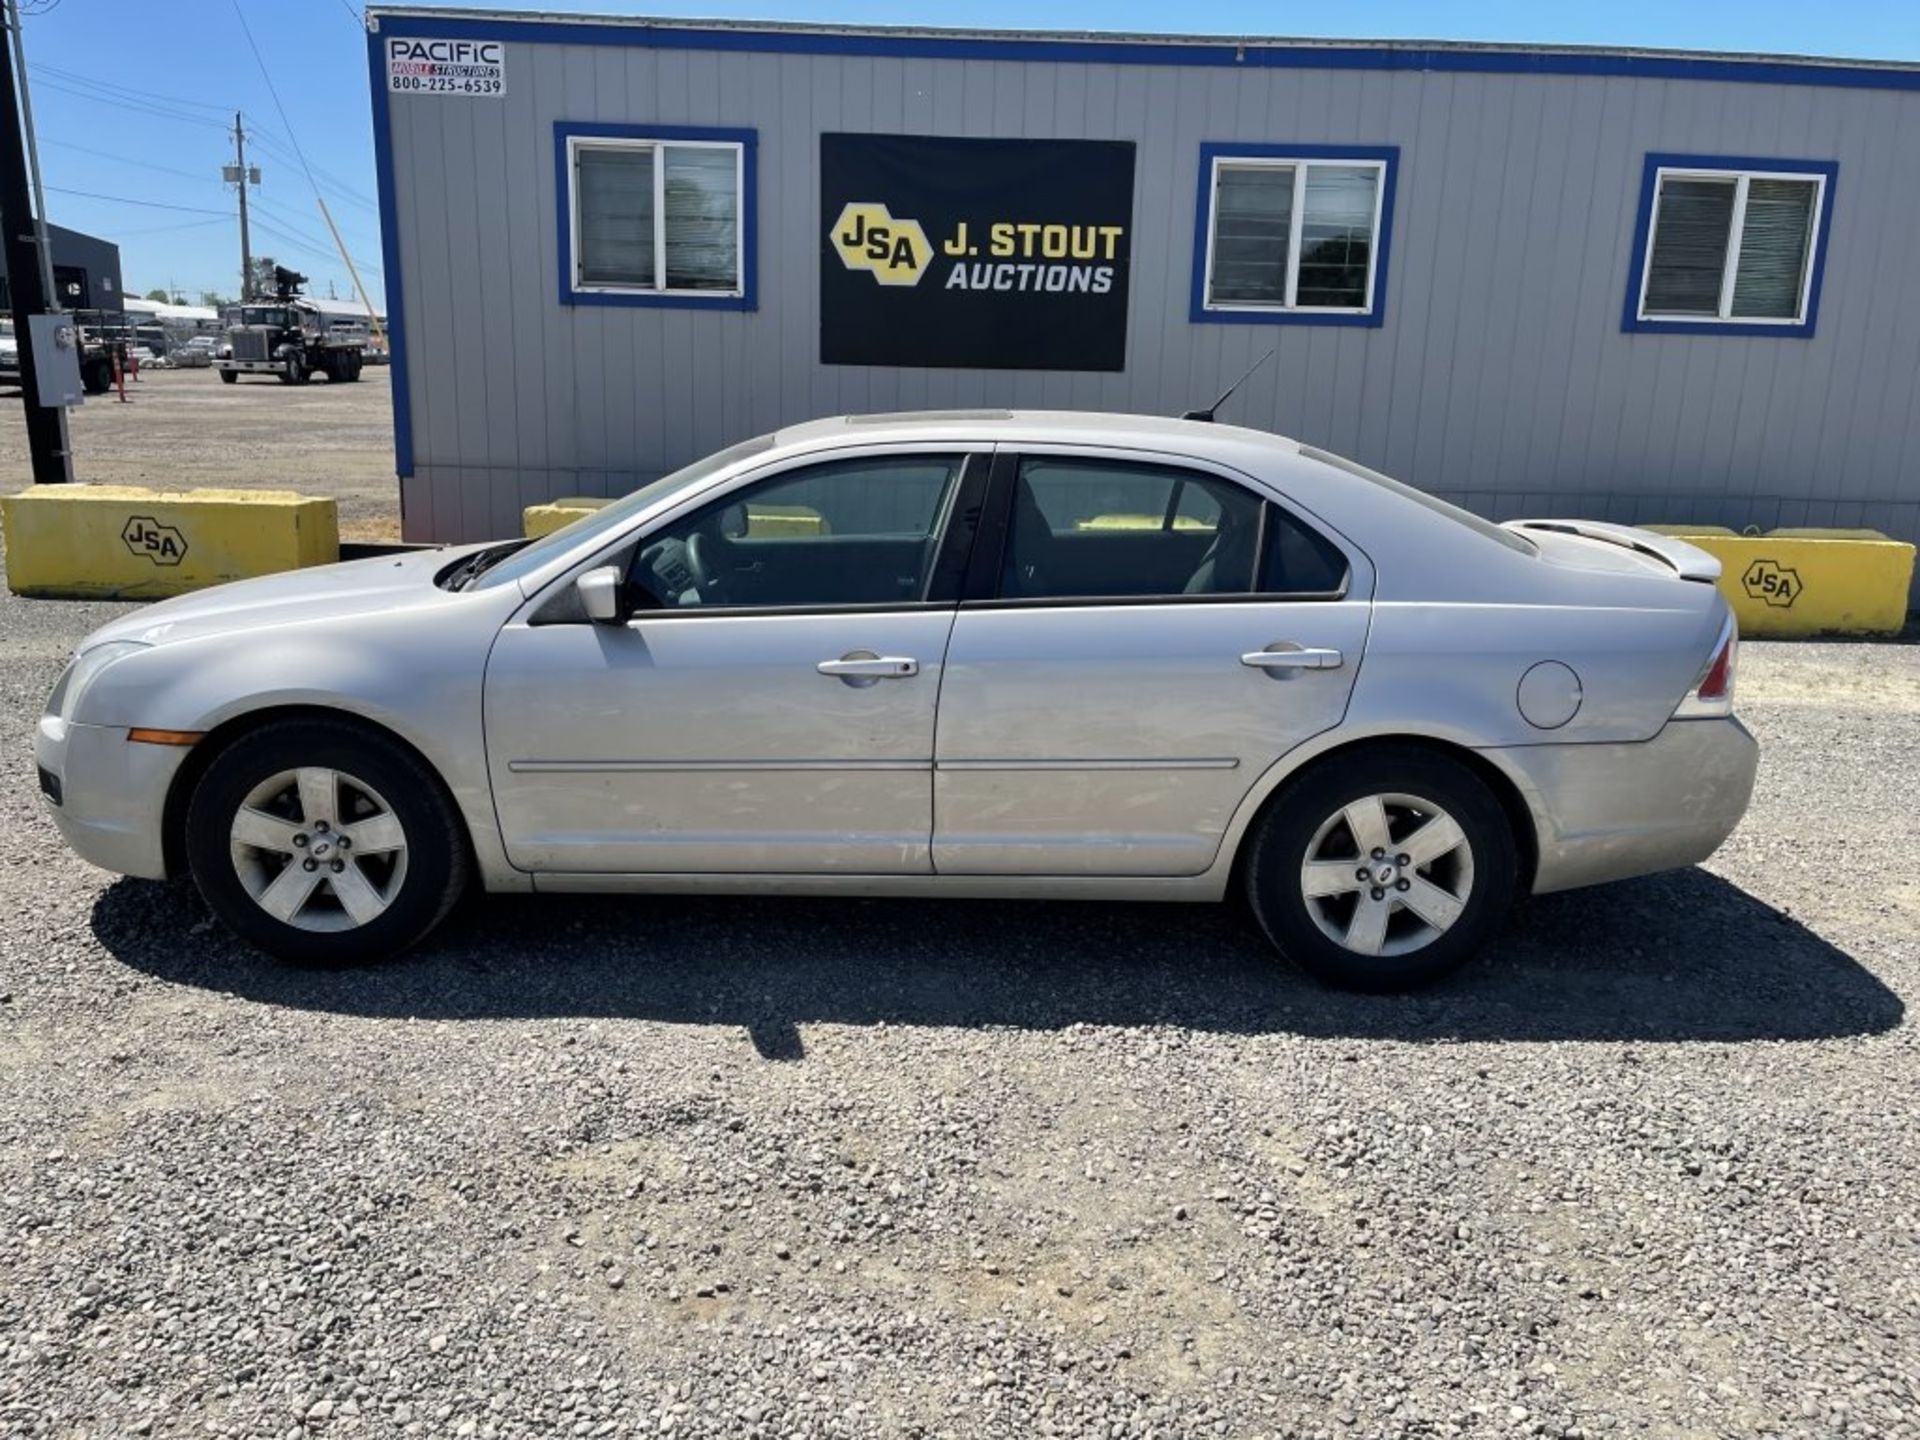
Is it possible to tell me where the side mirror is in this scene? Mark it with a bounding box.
[576,565,626,624]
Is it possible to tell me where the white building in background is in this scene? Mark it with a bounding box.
[121,297,222,338]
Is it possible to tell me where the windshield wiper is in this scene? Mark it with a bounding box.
[444,542,519,591]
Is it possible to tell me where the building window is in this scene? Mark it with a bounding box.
[1624,155,1836,336]
[1191,144,1398,326]
[555,123,757,310]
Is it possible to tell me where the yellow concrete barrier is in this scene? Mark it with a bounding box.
[523,496,611,539]
[1645,527,1914,637]
[2,484,339,600]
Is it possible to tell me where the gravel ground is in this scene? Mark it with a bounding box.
[0,369,401,540]
[1,575,1916,1439]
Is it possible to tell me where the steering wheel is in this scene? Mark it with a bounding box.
[684,530,716,598]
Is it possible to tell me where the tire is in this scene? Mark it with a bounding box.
[81,358,111,395]
[280,355,308,386]
[218,368,239,385]
[1244,746,1519,992]
[184,718,470,966]
[342,352,363,382]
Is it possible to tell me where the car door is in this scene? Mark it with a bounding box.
[932,446,1373,876]
[484,449,985,874]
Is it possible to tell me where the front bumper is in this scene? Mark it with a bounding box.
[35,715,187,880]
[1486,717,1759,895]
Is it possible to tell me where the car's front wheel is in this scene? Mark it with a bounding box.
[1245,747,1519,991]
[184,719,469,965]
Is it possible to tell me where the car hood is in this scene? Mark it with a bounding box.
[80,545,481,650]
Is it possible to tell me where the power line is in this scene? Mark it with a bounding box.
[244,126,377,212]
[250,212,382,276]
[35,62,231,113]
[31,77,232,131]
[43,183,229,215]
[113,216,232,238]
[40,136,219,186]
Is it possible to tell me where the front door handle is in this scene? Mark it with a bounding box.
[1241,646,1344,671]
[818,652,919,683]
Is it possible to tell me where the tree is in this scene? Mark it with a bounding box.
[199,290,231,310]
[144,287,170,302]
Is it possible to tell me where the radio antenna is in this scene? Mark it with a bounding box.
[1182,346,1277,423]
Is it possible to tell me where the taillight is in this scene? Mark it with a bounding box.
[1674,618,1737,719]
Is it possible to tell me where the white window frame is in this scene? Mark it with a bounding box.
[1636,165,1827,326]
[567,134,746,299]
[1201,155,1388,316]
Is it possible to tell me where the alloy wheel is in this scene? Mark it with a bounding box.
[228,767,409,933]
[1299,792,1475,958]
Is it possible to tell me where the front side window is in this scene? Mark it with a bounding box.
[1195,145,1396,324]
[1627,156,1834,335]
[632,454,967,610]
[561,125,755,307]
[998,457,1347,601]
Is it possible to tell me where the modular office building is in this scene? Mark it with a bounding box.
[368,6,1920,584]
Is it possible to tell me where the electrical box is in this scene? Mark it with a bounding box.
[28,313,84,407]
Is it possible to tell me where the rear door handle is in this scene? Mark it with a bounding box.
[818,653,919,680]
[1241,646,1344,671]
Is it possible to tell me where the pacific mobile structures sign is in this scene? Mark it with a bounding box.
[820,134,1136,371]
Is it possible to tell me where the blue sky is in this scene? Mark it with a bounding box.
[16,0,1920,310]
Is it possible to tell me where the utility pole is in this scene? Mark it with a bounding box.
[225,112,259,301]
[0,0,72,483]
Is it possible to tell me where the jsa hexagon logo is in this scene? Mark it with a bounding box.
[1742,557,1801,609]
[122,515,188,567]
[830,203,932,286]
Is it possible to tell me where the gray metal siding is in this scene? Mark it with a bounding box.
[380,35,1920,575]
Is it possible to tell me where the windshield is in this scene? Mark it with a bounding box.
[470,433,778,591]
[1298,444,1537,556]
[239,307,288,326]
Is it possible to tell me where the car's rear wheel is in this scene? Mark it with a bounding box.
[1245,747,1518,991]
[184,719,469,966]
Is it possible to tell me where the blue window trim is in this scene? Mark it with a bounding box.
[365,31,412,478]
[1622,153,1838,338]
[1189,143,1398,327]
[553,121,758,312]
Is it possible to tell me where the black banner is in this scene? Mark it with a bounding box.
[820,133,1135,372]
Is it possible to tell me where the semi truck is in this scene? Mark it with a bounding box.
[214,267,370,385]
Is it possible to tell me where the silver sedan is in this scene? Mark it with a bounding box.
[35,411,1756,989]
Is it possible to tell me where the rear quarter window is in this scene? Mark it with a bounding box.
[1298,444,1536,556]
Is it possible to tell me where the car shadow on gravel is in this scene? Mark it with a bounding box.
[93,865,1901,1055]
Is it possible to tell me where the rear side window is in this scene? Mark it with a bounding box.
[1262,507,1351,594]
[998,457,1348,601]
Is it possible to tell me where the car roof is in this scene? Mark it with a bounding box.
[772,409,1304,461]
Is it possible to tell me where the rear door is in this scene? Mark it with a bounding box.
[932,446,1373,876]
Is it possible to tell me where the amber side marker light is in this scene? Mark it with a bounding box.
[127,728,205,746]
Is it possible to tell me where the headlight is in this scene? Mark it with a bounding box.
[47,641,150,724]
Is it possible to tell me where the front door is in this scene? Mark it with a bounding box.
[485,450,981,873]
[932,449,1372,876]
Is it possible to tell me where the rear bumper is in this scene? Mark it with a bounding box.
[34,716,185,881]
[1485,718,1759,895]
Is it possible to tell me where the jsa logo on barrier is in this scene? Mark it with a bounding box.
[122,516,187,567]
